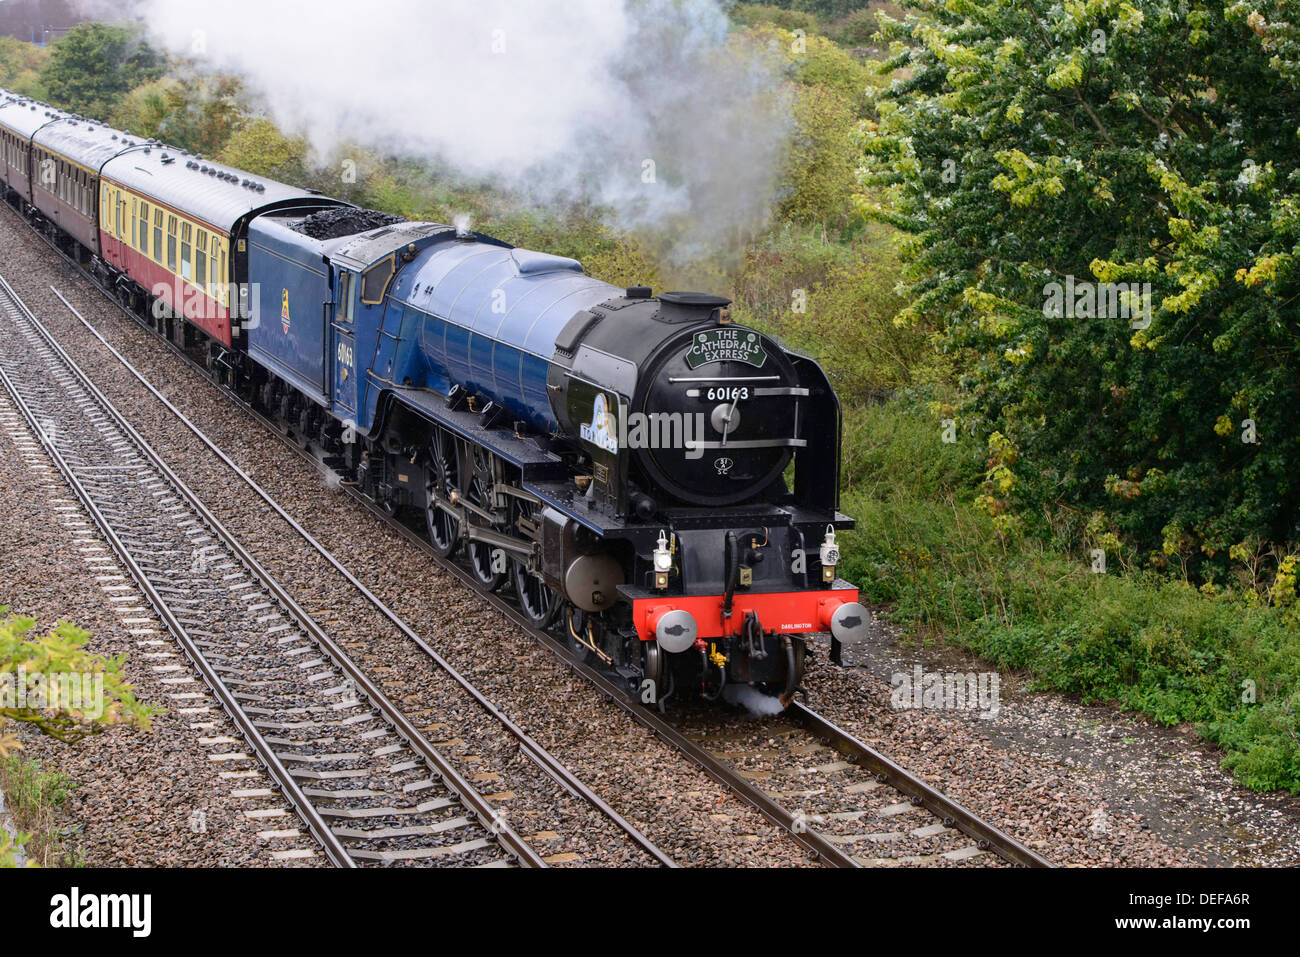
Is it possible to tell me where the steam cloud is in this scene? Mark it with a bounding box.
[722,683,787,717]
[80,0,794,265]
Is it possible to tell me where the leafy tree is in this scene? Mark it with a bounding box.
[730,3,822,31]
[0,610,158,866]
[0,36,51,98]
[737,0,878,22]
[112,71,246,157]
[216,117,311,184]
[747,24,882,230]
[860,0,1300,578]
[39,22,163,118]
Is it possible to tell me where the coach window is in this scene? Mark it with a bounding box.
[167,215,178,273]
[154,210,163,263]
[139,202,149,257]
[181,223,193,280]
[196,232,208,294]
[114,191,122,238]
[119,196,128,240]
[130,197,137,247]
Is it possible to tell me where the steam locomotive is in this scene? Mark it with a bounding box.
[0,88,868,707]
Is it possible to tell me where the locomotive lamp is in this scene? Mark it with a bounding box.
[653,530,673,590]
[820,525,841,583]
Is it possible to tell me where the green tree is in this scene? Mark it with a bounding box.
[39,22,164,118]
[112,71,246,157]
[0,610,159,866]
[748,24,882,230]
[0,36,51,99]
[860,0,1300,577]
[216,117,311,184]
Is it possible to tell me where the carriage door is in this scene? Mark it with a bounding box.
[331,268,358,423]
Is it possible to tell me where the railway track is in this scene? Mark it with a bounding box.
[11,222,1049,868]
[0,271,673,868]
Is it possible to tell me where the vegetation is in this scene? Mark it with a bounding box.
[38,22,163,118]
[861,0,1300,580]
[0,611,159,866]
[0,756,80,867]
[0,35,51,99]
[4,2,1299,793]
[112,72,244,158]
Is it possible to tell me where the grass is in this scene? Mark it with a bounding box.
[836,396,1300,794]
[0,755,82,867]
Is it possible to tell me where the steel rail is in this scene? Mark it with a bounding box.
[11,209,1049,869]
[0,359,355,868]
[789,703,1051,868]
[47,285,676,869]
[0,274,546,868]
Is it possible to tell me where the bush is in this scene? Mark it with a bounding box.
[730,4,821,33]
[859,0,1300,582]
[112,73,246,158]
[0,37,51,99]
[737,222,939,403]
[217,118,312,186]
[0,611,159,867]
[829,400,1300,793]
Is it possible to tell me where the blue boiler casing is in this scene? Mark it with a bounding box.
[386,240,621,432]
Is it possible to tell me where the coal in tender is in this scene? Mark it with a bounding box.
[293,207,406,241]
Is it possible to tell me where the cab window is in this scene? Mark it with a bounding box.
[338,273,353,322]
[360,256,395,305]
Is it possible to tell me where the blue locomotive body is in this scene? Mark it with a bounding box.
[1,84,866,706]
[396,243,617,434]
[247,211,620,440]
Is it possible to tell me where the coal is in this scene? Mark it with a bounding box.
[292,206,405,241]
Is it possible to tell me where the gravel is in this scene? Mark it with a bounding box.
[0,388,311,867]
[4,198,1296,868]
[798,616,1300,866]
[0,205,810,868]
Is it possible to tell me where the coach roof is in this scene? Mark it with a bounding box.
[0,92,67,140]
[33,117,135,171]
[101,144,341,233]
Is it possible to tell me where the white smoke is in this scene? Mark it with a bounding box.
[722,683,787,717]
[79,0,793,264]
